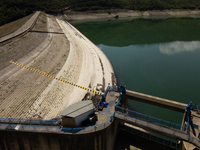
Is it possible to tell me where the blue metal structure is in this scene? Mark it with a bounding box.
[185,102,196,136]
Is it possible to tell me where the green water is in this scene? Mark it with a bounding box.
[72,17,200,124]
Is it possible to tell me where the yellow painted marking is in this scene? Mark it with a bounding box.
[10,60,103,96]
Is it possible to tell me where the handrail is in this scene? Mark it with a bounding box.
[120,124,180,149]
[115,108,200,148]
[96,85,110,108]
[2,85,199,147]
[0,117,113,134]
[0,117,60,126]
[115,106,186,131]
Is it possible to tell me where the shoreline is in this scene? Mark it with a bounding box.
[63,9,200,21]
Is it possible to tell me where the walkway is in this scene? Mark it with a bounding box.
[115,107,200,148]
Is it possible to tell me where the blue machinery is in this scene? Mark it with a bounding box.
[98,85,200,148]
[185,102,196,136]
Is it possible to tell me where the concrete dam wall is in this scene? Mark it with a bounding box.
[0,120,120,150]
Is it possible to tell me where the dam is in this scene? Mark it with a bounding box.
[1,11,200,150]
[1,85,200,150]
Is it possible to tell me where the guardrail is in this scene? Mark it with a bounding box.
[0,117,113,134]
[0,11,41,45]
[192,104,200,112]
[0,117,60,126]
[0,85,122,134]
[120,124,180,149]
[96,85,114,110]
[96,85,125,109]
[2,85,199,147]
[0,85,120,134]
[115,108,200,148]
[63,119,112,134]
[115,106,185,131]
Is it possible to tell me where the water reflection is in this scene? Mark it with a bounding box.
[159,41,200,55]
[73,18,200,124]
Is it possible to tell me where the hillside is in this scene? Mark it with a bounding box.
[1,0,200,26]
[0,0,67,26]
[66,0,200,11]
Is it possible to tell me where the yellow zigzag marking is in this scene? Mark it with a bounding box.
[10,60,103,96]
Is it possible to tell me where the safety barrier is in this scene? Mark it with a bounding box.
[107,86,118,92]
[96,86,111,108]
[2,85,199,146]
[115,106,185,131]
[115,110,200,148]
[192,104,200,113]
[120,124,180,149]
[0,85,118,133]
[0,117,60,126]
[0,117,113,134]
[96,85,125,108]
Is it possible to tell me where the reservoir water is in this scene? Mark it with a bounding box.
[72,17,200,124]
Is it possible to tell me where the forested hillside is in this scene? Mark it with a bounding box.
[1,0,200,26]
[0,0,67,26]
[66,0,200,11]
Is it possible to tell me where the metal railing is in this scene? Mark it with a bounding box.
[191,104,200,113]
[0,117,113,134]
[2,85,200,146]
[0,117,60,126]
[115,106,185,131]
[120,124,180,149]
[0,85,119,134]
[115,108,200,148]
[107,86,118,92]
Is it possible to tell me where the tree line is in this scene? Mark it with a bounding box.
[1,0,200,26]
[66,0,200,11]
[0,0,67,26]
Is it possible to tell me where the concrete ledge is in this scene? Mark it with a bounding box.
[0,119,120,150]
[126,90,187,113]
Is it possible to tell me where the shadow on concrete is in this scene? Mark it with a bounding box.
[114,130,177,150]
[29,30,64,34]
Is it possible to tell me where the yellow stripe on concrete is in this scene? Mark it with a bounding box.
[10,60,103,96]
